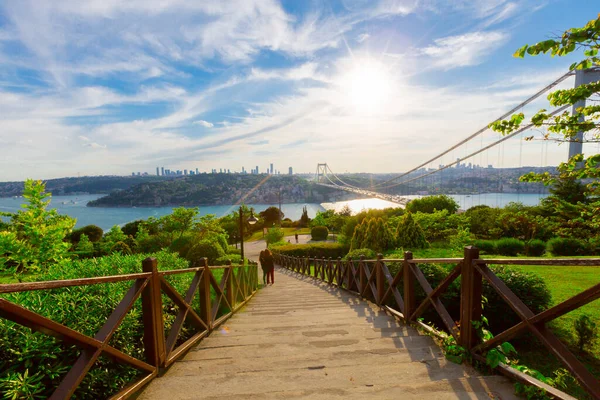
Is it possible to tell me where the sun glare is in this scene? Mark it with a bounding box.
[340,58,393,114]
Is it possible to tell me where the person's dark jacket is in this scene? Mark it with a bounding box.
[261,253,274,272]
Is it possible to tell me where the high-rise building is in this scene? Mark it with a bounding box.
[161,167,165,176]
[255,166,259,174]
[196,168,199,174]
[132,172,135,176]
[289,167,293,175]
[156,167,160,176]
[184,169,188,175]
[270,163,273,174]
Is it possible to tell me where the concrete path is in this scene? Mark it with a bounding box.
[139,266,516,399]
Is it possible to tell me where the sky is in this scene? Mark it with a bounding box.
[0,0,598,181]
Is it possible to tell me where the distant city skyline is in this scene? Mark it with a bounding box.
[0,1,596,181]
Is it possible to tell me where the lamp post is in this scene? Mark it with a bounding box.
[240,206,257,263]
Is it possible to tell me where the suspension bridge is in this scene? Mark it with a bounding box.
[314,68,600,209]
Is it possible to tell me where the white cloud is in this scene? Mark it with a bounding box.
[193,120,214,128]
[421,31,508,69]
[356,33,370,43]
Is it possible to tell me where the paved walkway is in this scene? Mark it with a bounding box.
[140,264,516,399]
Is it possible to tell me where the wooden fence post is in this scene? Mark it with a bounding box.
[376,254,384,305]
[337,257,342,287]
[226,260,234,310]
[359,255,366,296]
[403,251,415,321]
[199,258,212,331]
[141,257,166,368]
[460,246,482,350]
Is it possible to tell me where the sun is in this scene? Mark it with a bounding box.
[339,58,393,114]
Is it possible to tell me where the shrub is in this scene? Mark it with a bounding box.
[0,251,190,399]
[406,195,459,214]
[186,240,226,265]
[214,255,242,265]
[110,241,132,255]
[574,315,598,352]
[547,237,588,256]
[525,239,546,257]
[68,225,104,244]
[465,206,502,239]
[271,242,348,259]
[495,238,525,256]
[227,246,241,255]
[350,217,395,252]
[266,227,285,245]
[343,248,377,261]
[169,234,196,258]
[396,213,428,249]
[474,239,496,254]
[311,226,329,241]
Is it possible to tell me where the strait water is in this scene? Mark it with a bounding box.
[0,193,547,230]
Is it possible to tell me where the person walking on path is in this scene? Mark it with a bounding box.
[295,233,299,243]
[259,250,268,285]
[262,249,275,285]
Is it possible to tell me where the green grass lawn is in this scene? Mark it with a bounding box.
[246,227,310,242]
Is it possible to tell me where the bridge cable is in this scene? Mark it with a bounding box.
[369,71,574,189]
[374,105,570,190]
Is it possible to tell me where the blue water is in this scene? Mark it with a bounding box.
[0,194,325,230]
[0,192,547,230]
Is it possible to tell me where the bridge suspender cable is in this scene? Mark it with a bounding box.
[374,104,570,190]
[369,70,574,189]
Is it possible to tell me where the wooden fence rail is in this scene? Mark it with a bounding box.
[275,247,600,400]
[0,258,258,399]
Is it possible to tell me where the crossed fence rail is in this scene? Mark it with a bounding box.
[0,258,258,399]
[275,247,600,400]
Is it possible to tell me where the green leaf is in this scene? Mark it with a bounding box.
[500,342,517,355]
[513,44,528,58]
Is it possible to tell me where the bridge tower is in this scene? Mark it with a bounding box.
[315,163,328,183]
[569,68,600,159]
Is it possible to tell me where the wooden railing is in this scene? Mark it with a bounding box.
[275,247,600,400]
[0,258,258,399]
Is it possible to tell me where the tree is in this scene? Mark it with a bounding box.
[490,15,600,227]
[350,217,395,252]
[259,206,283,226]
[549,176,588,204]
[339,204,352,216]
[406,195,459,214]
[0,179,75,273]
[100,225,128,254]
[396,213,428,249]
[75,234,94,257]
[265,227,285,244]
[299,206,310,227]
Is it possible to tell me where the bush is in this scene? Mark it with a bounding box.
[406,195,459,214]
[68,225,104,244]
[266,227,285,245]
[169,234,196,258]
[311,226,329,241]
[271,242,348,259]
[110,241,132,255]
[0,251,190,399]
[495,238,525,256]
[186,240,226,265]
[396,213,428,249]
[525,239,546,257]
[547,237,588,256]
[214,255,242,265]
[474,239,496,254]
[343,248,377,260]
[350,217,395,252]
[227,246,241,255]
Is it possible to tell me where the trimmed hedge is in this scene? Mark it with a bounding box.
[272,242,348,259]
[214,254,242,265]
[495,238,525,256]
[525,239,546,257]
[473,239,496,254]
[311,226,329,241]
[547,237,588,256]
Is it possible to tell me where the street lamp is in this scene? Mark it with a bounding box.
[240,207,257,263]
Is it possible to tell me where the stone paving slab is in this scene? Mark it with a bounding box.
[139,267,517,400]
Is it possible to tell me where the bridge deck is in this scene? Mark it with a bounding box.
[140,268,516,399]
